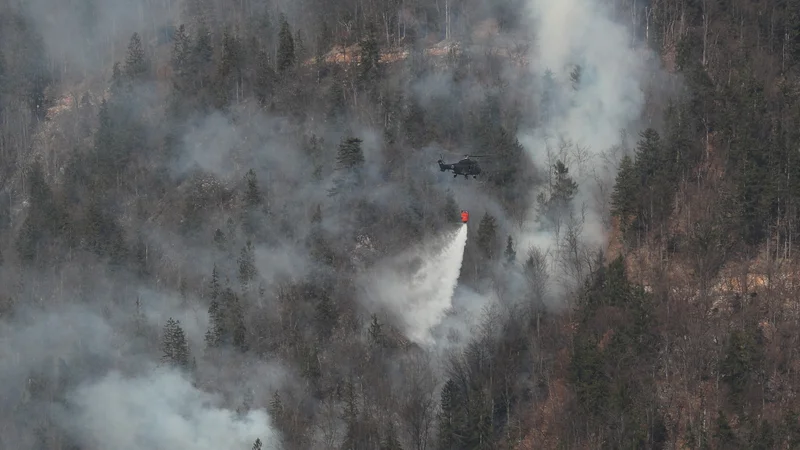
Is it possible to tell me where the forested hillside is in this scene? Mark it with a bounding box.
[2,0,800,448]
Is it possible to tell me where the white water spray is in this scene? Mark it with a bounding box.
[360,224,469,346]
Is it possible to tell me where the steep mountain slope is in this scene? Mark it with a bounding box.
[2,0,800,449]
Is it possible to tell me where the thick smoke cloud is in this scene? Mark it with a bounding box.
[358,224,469,346]
[16,0,174,80]
[0,0,677,446]
[0,302,282,450]
[60,368,280,450]
[513,0,669,298]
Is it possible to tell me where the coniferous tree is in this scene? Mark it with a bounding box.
[110,62,124,96]
[244,169,263,207]
[477,212,498,260]
[294,29,306,64]
[277,15,295,74]
[209,264,221,299]
[83,196,128,265]
[238,240,257,288]
[329,137,365,196]
[327,80,346,125]
[336,137,365,169]
[191,22,214,91]
[269,391,283,417]
[315,292,337,341]
[124,33,148,80]
[359,26,381,86]
[216,29,243,106]
[551,161,578,208]
[611,154,637,225]
[92,99,116,185]
[217,286,248,351]
[536,160,578,233]
[255,49,275,107]
[15,162,68,263]
[171,24,191,73]
[381,422,403,450]
[170,24,192,99]
[368,314,384,348]
[438,378,462,449]
[213,228,226,250]
[161,317,191,369]
[504,235,516,264]
[205,298,222,348]
[242,169,266,237]
[443,190,460,223]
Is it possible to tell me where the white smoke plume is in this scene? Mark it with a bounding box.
[359,224,469,346]
[59,368,280,450]
[515,0,668,296]
[0,301,283,450]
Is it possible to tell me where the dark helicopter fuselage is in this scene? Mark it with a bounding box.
[438,158,481,179]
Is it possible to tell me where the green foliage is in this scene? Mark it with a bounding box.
[4,2,800,448]
[242,169,266,237]
[504,235,516,264]
[610,154,636,224]
[368,314,384,348]
[171,25,191,76]
[83,196,128,265]
[476,212,498,260]
[15,161,70,264]
[329,137,365,196]
[714,412,737,447]
[206,283,248,352]
[336,137,365,170]
[124,33,148,79]
[380,422,403,450]
[161,317,191,369]
[443,190,460,223]
[277,15,295,74]
[437,378,461,449]
[359,26,381,86]
[215,29,243,106]
[244,169,263,207]
[536,160,578,231]
[269,391,283,417]
[551,161,578,209]
[255,49,275,107]
[569,256,661,446]
[721,326,763,407]
[402,99,432,148]
[237,240,257,287]
[314,291,337,341]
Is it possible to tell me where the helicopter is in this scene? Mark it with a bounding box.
[437,154,487,179]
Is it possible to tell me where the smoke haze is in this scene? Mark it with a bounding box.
[0,0,677,446]
[359,223,469,346]
[60,368,280,450]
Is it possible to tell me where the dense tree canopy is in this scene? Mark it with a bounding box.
[1,0,800,448]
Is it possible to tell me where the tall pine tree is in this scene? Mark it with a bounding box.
[277,15,295,74]
[328,137,365,196]
[161,317,191,369]
[124,33,148,80]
